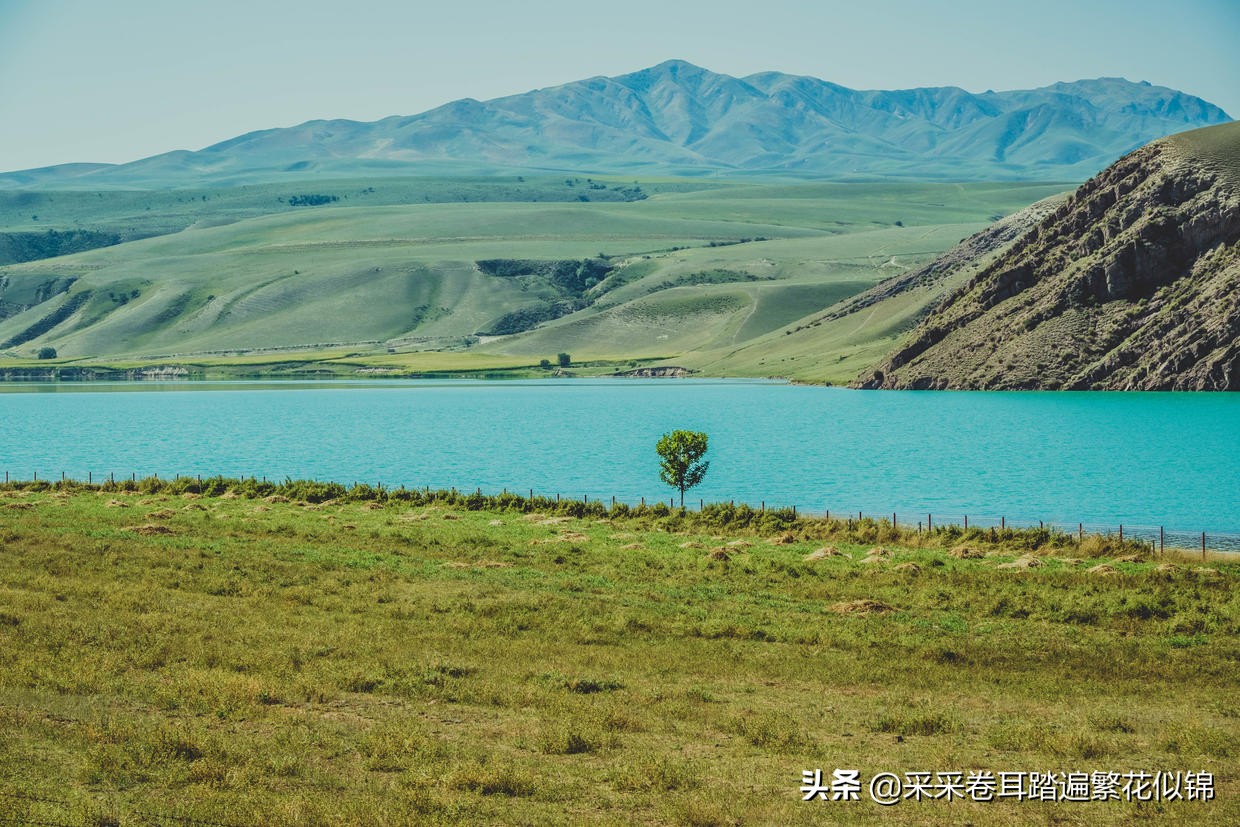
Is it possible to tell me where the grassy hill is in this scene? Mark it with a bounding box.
[0,180,1067,374]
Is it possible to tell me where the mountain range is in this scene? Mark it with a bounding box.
[2,61,1230,188]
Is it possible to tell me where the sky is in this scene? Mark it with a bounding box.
[1,0,1237,172]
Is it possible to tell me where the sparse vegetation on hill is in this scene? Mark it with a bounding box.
[860,122,1240,390]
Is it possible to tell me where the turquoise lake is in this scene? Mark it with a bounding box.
[2,379,1238,541]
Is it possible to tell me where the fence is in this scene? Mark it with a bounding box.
[2,471,1237,555]
[828,509,1240,554]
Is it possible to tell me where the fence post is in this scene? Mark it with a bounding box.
[1202,532,1206,560]
[33,471,37,481]
[928,513,932,531]
[1119,524,1123,542]
[1160,526,1164,553]
[641,497,644,507]
[892,512,897,528]
[1078,523,1083,542]
[793,505,797,518]
[825,509,830,521]
[89,472,92,484]
[964,514,968,529]
[1001,516,1005,530]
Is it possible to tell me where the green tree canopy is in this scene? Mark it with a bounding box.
[656,430,709,507]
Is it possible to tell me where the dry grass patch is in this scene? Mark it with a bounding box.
[123,523,175,536]
[950,544,985,559]
[803,546,843,561]
[997,554,1042,570]
[829,599,896,615]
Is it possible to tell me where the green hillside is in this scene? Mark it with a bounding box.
[0,180,1068,373]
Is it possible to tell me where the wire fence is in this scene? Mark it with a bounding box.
[828,510,1240,554]
[2,470,1238,555]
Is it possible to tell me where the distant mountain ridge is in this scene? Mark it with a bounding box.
[2,61,1230,188]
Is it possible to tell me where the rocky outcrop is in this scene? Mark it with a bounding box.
[856,122,1240,390]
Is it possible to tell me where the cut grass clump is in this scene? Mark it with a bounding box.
[871,708,959,737]
[613,755,702,792]
[726,712,814,753]
[536,724,613,755]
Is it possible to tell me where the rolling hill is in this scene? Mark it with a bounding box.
[0,182,1066,366]
[855,121,1240,390]
[1,62,1228,188]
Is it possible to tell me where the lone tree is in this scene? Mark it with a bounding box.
[656,430,709,507]
[557,352,572,368]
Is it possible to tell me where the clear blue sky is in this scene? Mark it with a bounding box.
[1,0,1236,172]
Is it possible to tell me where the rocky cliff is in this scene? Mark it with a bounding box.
[857,122,1240,390]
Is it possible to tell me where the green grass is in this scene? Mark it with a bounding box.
[0,484,1235,825]
[0,180,1068,376]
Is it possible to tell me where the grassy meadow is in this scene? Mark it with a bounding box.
[0,180,1068,381]
[0,482,1235,825]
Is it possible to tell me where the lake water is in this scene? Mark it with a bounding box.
[2,379,1238,538]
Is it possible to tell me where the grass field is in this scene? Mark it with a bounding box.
[0,180,1069,377]
[0,484,1235,825]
